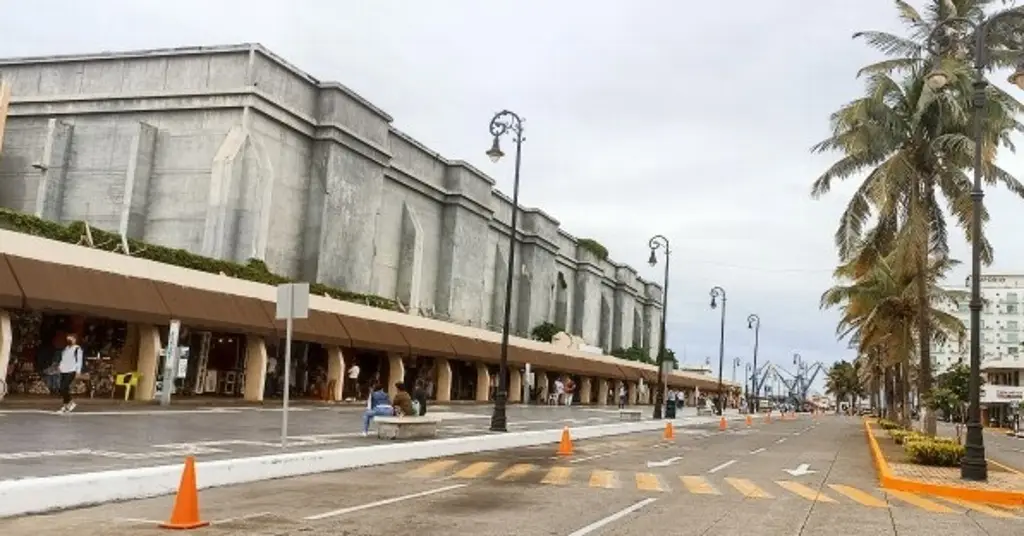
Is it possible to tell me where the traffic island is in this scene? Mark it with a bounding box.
[864,418,1024,506]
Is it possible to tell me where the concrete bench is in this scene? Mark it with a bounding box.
[375,416,442,440]
[619,410,642,422]
[697,408,715,417]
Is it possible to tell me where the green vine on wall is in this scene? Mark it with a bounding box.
[0,209,398,311]
[577,238,609,261]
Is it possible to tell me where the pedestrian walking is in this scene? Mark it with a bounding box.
[57,333,83,413]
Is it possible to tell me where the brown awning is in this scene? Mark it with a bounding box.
[336,314,409,354]
[6,255,170,324]
[0,255,23,309]
[396,325,456,358]
[259,304,351,347]
[447,335,501,364]
[154,281,274,335]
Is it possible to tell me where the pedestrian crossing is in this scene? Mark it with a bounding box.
[403,459,1022,520]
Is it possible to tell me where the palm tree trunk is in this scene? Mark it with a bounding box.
[884,366,896,421]
[914,177,936,436]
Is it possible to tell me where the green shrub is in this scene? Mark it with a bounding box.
[0,209,398,311]
[878,419,902,431]
[890,429,918,445]
[904,439,965,467]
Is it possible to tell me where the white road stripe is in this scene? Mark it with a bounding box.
[303,484,467,520]
[776,438,786,444]
[708,460,737,473]
[750,447,766,454]
[567,498,658,536]
[567,450,621,464]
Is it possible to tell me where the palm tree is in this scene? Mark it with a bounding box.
[811,0,1024,434]
[825,360,863,412]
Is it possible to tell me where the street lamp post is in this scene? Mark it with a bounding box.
[709,286,727,415]
[745,363,752,412]
[747,314,761,413]
[925,7,1024,483]
[731,357,741,384]
[648,235,671,420]
[485,110,525,433]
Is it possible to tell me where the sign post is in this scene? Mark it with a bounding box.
[276,283,310,447]
[160,320,181,406]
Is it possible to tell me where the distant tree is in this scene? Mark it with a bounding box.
[530,322,561,343]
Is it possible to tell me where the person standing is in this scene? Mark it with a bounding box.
[553,377,565,406]
[57,333,83,413]
[564,377,575,407]
[345,363,360,401]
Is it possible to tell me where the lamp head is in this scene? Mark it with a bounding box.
[926,69,951,91]
[648,249,657,267]
[710,296,718,309]
[486,136,504,163]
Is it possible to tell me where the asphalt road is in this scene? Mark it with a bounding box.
[0,404,693,479]
[2,415,1019,535]
[937,422,1024,473]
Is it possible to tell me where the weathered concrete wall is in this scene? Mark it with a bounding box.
[0,43,662,349]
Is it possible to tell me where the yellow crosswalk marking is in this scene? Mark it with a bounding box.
[827,484,887,508]
[680,476,720,495]
[406,459,458,478]
[940,497,1018,519]
[775,481,838,503]
[453,461,496,479]
[636,473,666,492]
[541,466,573,485]
[883,490,955,513]
[725,478,773,499]
[589,470,618,489]
[497,463,536,481]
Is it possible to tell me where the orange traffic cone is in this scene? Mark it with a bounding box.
[160,456,209,530]
[557,426,574,456]
[719,416,727,431]
[664,421,675,440]
[745,414,753,427]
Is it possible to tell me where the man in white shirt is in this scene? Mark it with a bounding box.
[553,378,565,406]
[346,364,361,401]
[57,333,83,413]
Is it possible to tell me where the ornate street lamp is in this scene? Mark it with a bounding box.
[486,110,524,433]
[709,286,727,415]
[648,235,671,419]
[747,313,761,413]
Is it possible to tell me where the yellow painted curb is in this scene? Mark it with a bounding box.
[863,419,1024,506]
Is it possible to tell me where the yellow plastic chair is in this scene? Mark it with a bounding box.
[113,372,140,401]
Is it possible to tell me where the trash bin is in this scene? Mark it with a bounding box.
[664,400,677,419]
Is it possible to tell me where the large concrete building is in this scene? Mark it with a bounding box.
[0,44,662,355]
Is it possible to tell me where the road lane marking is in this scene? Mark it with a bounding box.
[775,481,838,503]
[568,451,621,464]
[405,460,458,478]
[708,460,736,473]
[725,478,772,499]
[567,498,658,536]
[453,461,496,479]
[541,466,573,485]
[776,438,786,444]
[882,490,955,513]
[680,476,720,495]
[635,473,666,492]
[496,463,535,481]
[304,484,467,520]
[589,470,618,489]
[940,497,1018,519]
[827,484,887,507]
[750,448,766,454]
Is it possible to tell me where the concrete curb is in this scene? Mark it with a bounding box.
[0,415,736,518]
[863,418,1024,506]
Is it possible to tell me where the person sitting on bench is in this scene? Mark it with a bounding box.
[393,382,416,417]
[361,381,394,436]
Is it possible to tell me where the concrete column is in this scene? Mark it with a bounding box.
[597,378,610,406]
[242,336,267,402]
[628,382,637,405]
[0,311,11,399]
[579,377,592,405]
[134,325,161,401]
[537,371,550,402]
[475,363,490,402]
[435,358,452,402]
[387,354,405,399]
[326,346,345,402]
[33,119,74,221]
[509,369,522,403]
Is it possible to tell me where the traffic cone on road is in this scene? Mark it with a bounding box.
[159,456,209,530]
[719,416,727,431]
[745,414,752,427]
[664,421,675,440]
[557,426,574,456]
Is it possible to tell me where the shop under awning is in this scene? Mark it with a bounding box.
[260,304,351,347]
[154,281,274,335]
[0,255,24,309]
[395,325,456,358]
[336,314,409,354]
[6,255,171,324]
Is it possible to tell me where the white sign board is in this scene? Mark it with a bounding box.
[276,283,310,320]
[160,320,181,406]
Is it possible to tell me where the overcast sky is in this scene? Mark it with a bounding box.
[4,1,1024,391]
